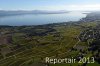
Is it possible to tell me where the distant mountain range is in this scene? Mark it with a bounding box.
[0,10,69,16]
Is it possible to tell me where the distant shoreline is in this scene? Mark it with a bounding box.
[0,10,69,17]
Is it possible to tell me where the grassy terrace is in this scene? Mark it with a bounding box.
[0,22,99,66]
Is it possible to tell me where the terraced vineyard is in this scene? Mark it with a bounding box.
[0,21,100,66]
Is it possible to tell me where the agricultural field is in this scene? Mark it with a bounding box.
[0,21,99,66]
[0,22,99,66]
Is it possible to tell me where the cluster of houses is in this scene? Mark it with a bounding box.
[79,27,100,42]
[78,26,100,64]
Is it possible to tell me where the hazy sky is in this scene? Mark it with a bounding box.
[0,0,100,11]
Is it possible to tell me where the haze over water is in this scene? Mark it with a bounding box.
[0,12,86,26]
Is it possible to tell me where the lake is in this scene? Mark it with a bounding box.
[0,11,87,26]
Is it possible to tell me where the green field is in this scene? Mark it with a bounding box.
[0,22,100,66]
